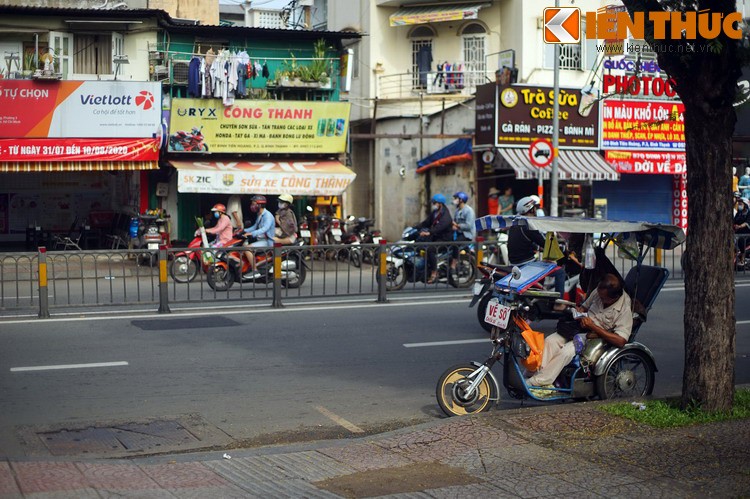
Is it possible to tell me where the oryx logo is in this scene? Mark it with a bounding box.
[222,174,234,186]
[543,7,581,44]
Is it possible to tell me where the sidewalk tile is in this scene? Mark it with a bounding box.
[75,462,160,490]
[425,419,526,450]
[0,461,21,496]
[207,451,355,484]
[592,477,699,499]
[139,462,229,489]
[425,483,516,498]
[21,489,100,499]
[11,462,87,494]
[487,472,587,498]
[373,429,473,464]
[318,442,413,472]
[96,491,176,498]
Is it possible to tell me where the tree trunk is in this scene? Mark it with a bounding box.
[681,95,736,412]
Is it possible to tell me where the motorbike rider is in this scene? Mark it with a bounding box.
[450,191,476,277]
[198,203,233,247]
[234,195,275,277]
[734,197,750,267]
[274,193,298,245]
[417,193,454,284]
[527,273,633,397]
[508,195,566,310]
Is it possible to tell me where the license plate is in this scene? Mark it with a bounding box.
[300,230,311,238]
[484,299,512,329]
[473,282,484,296]
[331,228,342,236]
[373,237,382,244]
[147,243,159,250]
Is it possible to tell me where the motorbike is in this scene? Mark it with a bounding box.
[131,212,169,267]
[436,215,685,416]
[343,216,382,268]
[379,227,475,290]
[169,126,208,152]
[205,234,307,291]
[481,228,509,267]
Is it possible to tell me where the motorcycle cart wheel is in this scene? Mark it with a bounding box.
[206,264,235,292]
[349,248,362,268]
[595,349,655,399]
[281,255,307,289]
[448,254,476,288]
[170,255,199,283]
[379,261,406,291]
[436,364,496,417]
[476,292,494,333]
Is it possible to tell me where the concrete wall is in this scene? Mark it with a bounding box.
[148,0,219,25]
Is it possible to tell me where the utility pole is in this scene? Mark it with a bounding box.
[550,0,560,217]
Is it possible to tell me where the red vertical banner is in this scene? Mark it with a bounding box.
[672,173,688,231]
[140,170,150,214]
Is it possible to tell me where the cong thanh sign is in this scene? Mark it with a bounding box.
[169,99,350,154]
[0,81,161,138]
[173,160,357,196]
[602,99,685,151]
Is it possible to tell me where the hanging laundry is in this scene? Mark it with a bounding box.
[237,63,247,96]
[262,61,269,79]
[187,56,201,97]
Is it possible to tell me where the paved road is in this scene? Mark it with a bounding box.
[0,283,748,459]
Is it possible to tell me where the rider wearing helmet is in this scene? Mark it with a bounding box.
[507,195,566,309]
[274,193,298,245]
[416,193,454,284]
[235,195,276,277]
[450,191,476,275]
[198,203,233,247]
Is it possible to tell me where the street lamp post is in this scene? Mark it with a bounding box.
[550,0,561,218]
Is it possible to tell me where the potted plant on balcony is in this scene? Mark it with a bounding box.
[22,50,37,78]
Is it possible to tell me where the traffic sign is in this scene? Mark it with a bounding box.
[528,138,554,168]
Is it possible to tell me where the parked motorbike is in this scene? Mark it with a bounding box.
[131,212,169,267]
[343,216,382,268]
[378,227,475,290]
[436,215,685,416]
[169,126,208,152]
[480,228,509,266]
[205,234,307,291]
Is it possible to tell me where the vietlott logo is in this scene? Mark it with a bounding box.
[543,6,744,44]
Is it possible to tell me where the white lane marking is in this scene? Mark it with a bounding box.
[739,320,750,325]
[10,361,129,372]
[0,298,466,325]
[404,339,489,348]
[313,405,364,434]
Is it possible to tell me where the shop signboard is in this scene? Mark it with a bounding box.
[0,80,161,138]
[474,83,497,149]
[605,150,686,174]
[493,84,600,149]
[169,99,350,154]
[0,137,159,161]
[602,99,685,150]
[173,160,357,196]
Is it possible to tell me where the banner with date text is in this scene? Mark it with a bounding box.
[0,138,159,161]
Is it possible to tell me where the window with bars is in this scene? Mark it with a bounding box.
[462,34,486,90]
[544,39,597,71]
[412,39,432,89]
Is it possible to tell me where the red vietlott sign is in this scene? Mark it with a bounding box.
[605,150,686,174]
[0,138,159,161]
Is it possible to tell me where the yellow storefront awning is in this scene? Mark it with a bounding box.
[389,3,490,26]
[172,160,357,196]
[0,161,158,172]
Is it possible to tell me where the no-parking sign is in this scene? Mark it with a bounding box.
[528,138,554,168]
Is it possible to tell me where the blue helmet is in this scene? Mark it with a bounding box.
[453,191,469,203]
[431,193,447,204]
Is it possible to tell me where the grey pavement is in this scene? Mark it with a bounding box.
[1,397,748,498]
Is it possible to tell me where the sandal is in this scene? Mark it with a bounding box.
[426,274,438,284]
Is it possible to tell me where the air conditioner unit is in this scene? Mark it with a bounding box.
[171,60,190,85]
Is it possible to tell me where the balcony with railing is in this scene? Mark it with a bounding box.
[377,66,493,101]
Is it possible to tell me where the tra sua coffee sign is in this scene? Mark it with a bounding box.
[494,84,600,150]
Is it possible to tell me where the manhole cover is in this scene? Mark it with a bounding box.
[131,316,240,330]
[38,420,199,456]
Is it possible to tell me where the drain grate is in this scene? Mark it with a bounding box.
[38,420,200,456]
[131,316,240,330]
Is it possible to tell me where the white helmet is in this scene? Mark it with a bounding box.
[516,195,541,215]
[278,193,294,204]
